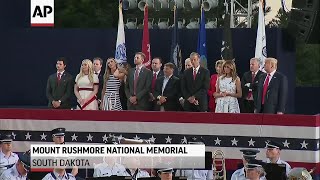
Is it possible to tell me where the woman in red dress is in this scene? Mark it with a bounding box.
[208,60,225,112]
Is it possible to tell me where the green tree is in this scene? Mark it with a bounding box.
[268,8,320,86]
[55,0,118,28]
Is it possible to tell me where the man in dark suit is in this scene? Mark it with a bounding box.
[181,52,210,112]
[93,57,104,108]
[149,57,164,110]
[46,57,73,109]
[125,52,152,110]
[241,58,265,113]
[255,58,288,114]
[153,63,180,111]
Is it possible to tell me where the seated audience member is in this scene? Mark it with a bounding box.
[74,59,99,110]
[0,133,19,176]
[101,58,125,111]
[153,63,180,111]
[208,59,225,112]
[46,57,73,109]
[240,58,264,113]
[214,60,242,113]
[181,52,210,112]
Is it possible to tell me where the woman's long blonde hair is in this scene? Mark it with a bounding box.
[222,60,238,82]
[76,59,94,83]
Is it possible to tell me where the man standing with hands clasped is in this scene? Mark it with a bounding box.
[46,57,73,109]
[181,52,210,112]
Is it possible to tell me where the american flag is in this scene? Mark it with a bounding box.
[0,109,319,176]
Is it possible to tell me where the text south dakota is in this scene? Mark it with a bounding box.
[105,147,187,154]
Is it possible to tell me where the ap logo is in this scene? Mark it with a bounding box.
[31,0,54,27]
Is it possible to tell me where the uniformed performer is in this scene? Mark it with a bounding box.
[51,128,79,177]
[231,149,260,180]
[265,140,291,175]
[52,128,66,144]
[0,133,19,176]
[245,159,266,180]
[176,137,213,180]
[122,157,150,180]
[93,156,126,177]
[158,168,174,180]
[0,150,30,180]
[42,167,76,180]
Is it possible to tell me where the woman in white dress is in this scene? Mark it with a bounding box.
[100,58,125,111]
[74,59,99,110]
[214,60,242,113]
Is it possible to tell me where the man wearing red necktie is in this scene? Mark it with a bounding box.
[125,52,152,110]
[46,57,73,109]
[240,58,264,113]
[149,57,163,110]
[181,52,210,112]
[255,58,288,114]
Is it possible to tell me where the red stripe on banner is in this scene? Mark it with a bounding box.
[31,168,53,172]
[0,109,318,127]
[31,23,54,27]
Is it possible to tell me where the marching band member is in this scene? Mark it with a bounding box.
[245,159,266,180]
[0,133,19,176]
[231,149,260,180]
[42,165,76,180]
[122,157,150,180]
[158,168,174,180]
[51,128,78,177]
[265,140,291,175]
[93,156,126,177]
[0,150,30,180]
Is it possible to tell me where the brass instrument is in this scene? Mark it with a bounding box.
[212,150,226,180]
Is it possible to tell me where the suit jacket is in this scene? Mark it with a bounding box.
[46,72,73,109]
[151,70,164,93]
[241,70,264,101]
[181,67,210,112]
[125,66,152,110]
[96,72,104,101]
[255,71,288,114]
[153,75,180,111]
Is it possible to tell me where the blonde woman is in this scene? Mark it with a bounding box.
[214,60,242,113]
[74,59,99,110]
[208,59,225,112]
[100,58,125,110]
